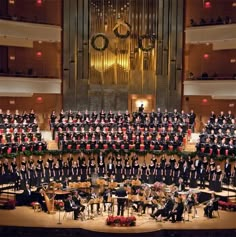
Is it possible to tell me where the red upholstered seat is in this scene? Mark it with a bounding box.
[7,147,12,154]
[159,145,163,151]
[140,144,145,151]
[168,145,173,151]
[67,145,72,150]
[121,144,125,150]
[103,144,108,150]
[86,144,90,150]
[38,146,42,151]
[201,147,205,153]
[178,146,183,152]
[225,149,229,156]
[150,144,154,150]
[209,148,213,155]
[76,144,80,150]
[187,129,191,137]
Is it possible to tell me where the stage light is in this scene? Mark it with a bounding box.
[204,1,211,8]
[202,98,208,103]
[203,54,209,59]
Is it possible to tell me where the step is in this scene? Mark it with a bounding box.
[47,141,58,150]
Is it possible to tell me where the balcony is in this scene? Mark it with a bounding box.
[0,19,61,48]
[183,80,236,99]
[185,23,236,50]
[0,76,61,97]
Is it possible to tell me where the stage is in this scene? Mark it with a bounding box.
[0,193,236,237]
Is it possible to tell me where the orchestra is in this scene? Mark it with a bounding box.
[0,109,235,225]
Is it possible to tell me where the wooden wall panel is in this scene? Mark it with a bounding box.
[8,0,62,25]
[185,0,236,27]
[0,94,62,129]
[185,44,236,78]
[7,42,61,78]
[182,95,236,132]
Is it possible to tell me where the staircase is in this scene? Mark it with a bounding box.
[47,140,58,150]
[184,143,197,152]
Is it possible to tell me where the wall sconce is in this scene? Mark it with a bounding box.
[203,1,211,8]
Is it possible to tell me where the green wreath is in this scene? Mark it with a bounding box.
[113,20,131,39]
[91,33,109,51]
[138,34,155,52]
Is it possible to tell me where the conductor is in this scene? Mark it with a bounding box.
[116,183,127,216]
[138,104,144,113]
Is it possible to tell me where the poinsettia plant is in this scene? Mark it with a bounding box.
[54,200,64,210]
[106,216,136,226]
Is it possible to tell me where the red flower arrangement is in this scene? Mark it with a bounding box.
[106,216,136,226]
[54,200,64,211]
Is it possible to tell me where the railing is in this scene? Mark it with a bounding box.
[0,15,60,26]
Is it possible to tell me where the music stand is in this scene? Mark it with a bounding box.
[57,209,62,225]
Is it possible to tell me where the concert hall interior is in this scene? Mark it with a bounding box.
[0,0,236,237]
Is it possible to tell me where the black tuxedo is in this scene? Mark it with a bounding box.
[198,168,206,189]
[64,199,80,220]
[224,163,232,184]
[116,186,127,216]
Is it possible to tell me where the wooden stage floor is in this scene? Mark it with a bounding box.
[0,202,235,234]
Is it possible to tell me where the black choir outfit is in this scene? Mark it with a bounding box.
[115,162,123,183]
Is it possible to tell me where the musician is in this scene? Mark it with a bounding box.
[181,162,189,186]
[140,162,148,183]
[64,194,80,220]
[189,164,198,188]
[80,160,88,182]
[150,195,174,221]
[72,190,85,214]
[164,162,172,185]
[204,192,217,218]
[198,164,207,189]
[116,183,128,216]
[177,178,185,192]
[155,162,163,183]
[148,160,156,184]
[224,158,231,185]
[107,158,115,178]
[62,177,69,189]
[98,160,105,177]
[185,190,196,214]
[172,163,180,185]
[103,188,112,212]
[214,165,223,192]
[115,160,123,183]
[124,161,132,180]
[164,197,184,223]
[209,165,216,191]
[90,187,101,214]
[22,183,33,206]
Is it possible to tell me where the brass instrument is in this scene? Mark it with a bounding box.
[108,181,118,189]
